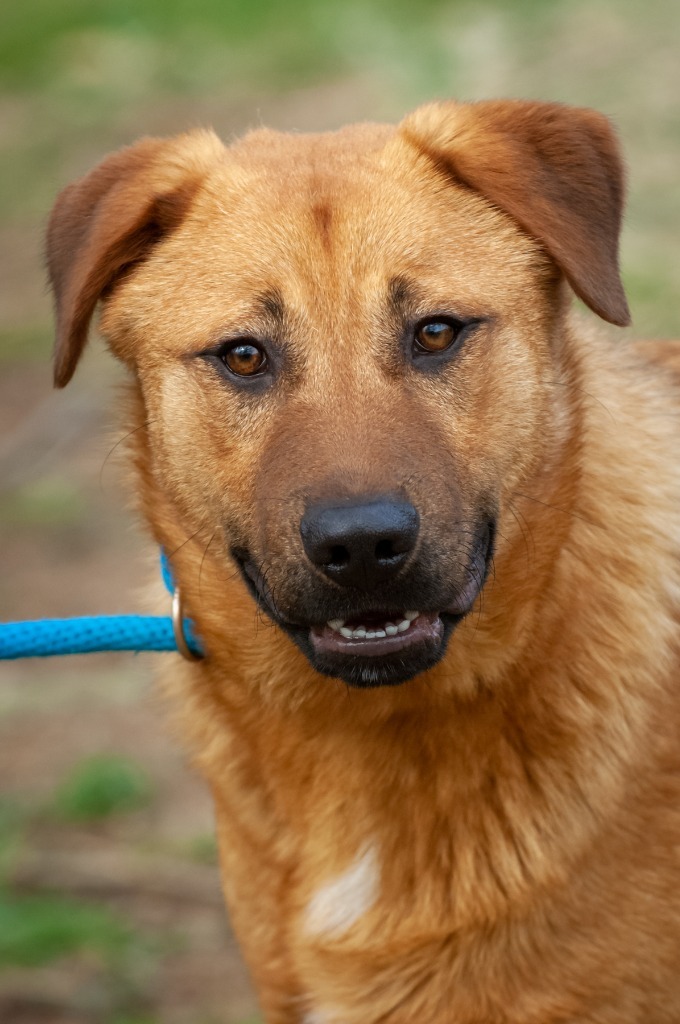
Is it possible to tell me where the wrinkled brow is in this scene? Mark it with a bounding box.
[240,287,295,345]
[255,288,286,326]
[387,275,423,322]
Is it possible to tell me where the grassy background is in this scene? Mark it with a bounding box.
[1,0,678,1021]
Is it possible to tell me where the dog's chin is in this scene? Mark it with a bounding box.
[232,521,494,688]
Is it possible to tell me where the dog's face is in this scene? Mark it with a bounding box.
[47,101,629,688]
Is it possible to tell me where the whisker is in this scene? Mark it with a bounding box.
[511,491,596,527]
[540,377,615,422]
[167,527,207,562]
[99,422,148,491]
[198,532,217,600]
[505,501,535,568]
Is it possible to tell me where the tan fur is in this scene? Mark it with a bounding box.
[47,100,680,1022]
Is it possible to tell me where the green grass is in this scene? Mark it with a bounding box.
[0,324,53,365]
[109,1018,159,1024]
[54,755,152,822]
[624,266,680,336]
[0,478,88,529]
[0,789,168,1017]
[0,799,25,883]
[182,833,219,865]
[0,889,134,968]
[1,804,124,972]
[0,0,463,90]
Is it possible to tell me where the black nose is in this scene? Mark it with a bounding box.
[300,496,420,590]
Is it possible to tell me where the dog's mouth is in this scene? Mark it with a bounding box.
[232,519,495,688]
[309,609,443,657]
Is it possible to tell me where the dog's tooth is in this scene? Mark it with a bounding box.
[385,624,398,636]
[328,619,345,631]
[365,631,377,639]
[397,620,410,632]
[340,627,353,638]
[404,611,419,622]
[374,630,386,638]
[353,627,367,638]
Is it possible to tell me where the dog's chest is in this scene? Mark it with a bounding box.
[284,794,521,1022]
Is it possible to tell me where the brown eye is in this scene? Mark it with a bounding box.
[222,341,268,376]
[414,320,461,353]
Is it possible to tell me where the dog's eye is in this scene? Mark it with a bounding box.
[413,319,463,354]
[221,340,268,377]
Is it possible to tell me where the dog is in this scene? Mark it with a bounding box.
[46,100,680,1022]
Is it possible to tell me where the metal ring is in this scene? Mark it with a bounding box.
[172,587,203,662]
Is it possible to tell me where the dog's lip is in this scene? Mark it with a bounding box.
[310,611,443,658]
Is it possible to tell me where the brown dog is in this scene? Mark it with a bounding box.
[47,100,680,1022]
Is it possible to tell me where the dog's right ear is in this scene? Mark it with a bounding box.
[47,130,224,387]
[400,100,630,327]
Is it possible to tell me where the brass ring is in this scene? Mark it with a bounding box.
[172,587,203,662]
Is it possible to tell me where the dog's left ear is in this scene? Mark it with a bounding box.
[47,129,224,387]
[400,100,630,326]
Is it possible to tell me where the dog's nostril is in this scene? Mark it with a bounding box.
[328,544,350,568]
[375,539,396,562]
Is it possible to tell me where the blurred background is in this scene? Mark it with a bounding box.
[0,0,678,1021]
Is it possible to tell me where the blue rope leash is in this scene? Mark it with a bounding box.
[0,551,203,661]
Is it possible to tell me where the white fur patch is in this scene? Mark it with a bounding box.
[302,1011,332,1024]
[305,845,380,939]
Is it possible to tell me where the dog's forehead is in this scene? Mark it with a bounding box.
[206,121,411,234]
[184,123,539,297]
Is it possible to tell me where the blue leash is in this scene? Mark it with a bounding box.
[0,551,203,661]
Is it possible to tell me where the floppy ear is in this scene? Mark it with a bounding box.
[47,129,224,387]
[400,100,630,326]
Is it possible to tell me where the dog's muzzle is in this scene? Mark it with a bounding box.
[232,510,496,689]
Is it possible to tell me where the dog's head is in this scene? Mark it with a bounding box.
[47,100,628,688]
